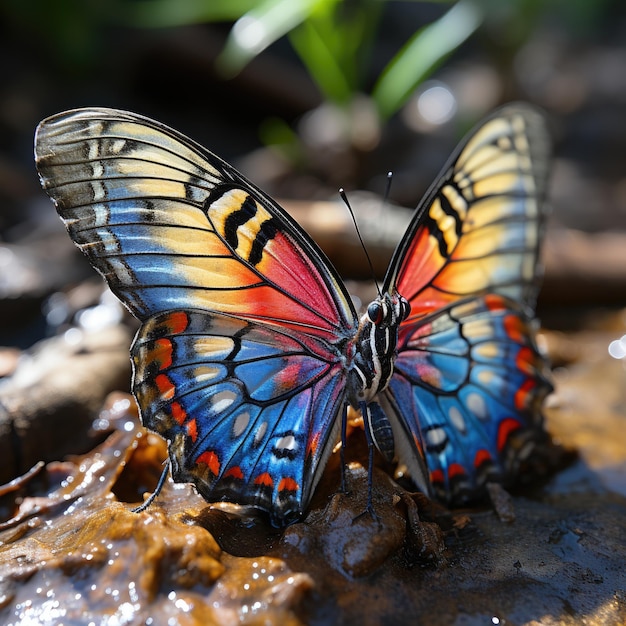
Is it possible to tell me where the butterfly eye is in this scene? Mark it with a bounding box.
[400,297,411,320]
[367,301,383,324]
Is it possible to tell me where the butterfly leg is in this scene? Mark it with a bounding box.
[352,401,380,524]
[339,402,349,494]
[132,458,171,513]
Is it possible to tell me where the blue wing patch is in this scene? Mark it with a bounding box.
[380,294,552,503]
[132,309,347,523]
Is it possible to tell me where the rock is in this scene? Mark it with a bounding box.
[0,326,132,484]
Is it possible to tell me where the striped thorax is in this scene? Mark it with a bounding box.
[346,291,411,406]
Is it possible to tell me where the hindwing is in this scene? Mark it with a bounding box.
[132,309,346,523]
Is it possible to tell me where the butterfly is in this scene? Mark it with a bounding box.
[34,104,552,526]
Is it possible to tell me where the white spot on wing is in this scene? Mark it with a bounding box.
[467,391,488,420]
[88,139,100,161]
[212,390,236,412]
[92,160,104,178]
[275,435,296,451]
[97,228,119,253]
[254,421,267,445]
[109,257,133,284]
[425,427,447,449]
[111,139,126,154]
[91,178,105,201]
[448,406,466,433]
[93,203,108,227]
[233,411,250,438]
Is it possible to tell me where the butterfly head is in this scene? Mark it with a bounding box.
[346,292,410,406]
[364,292,410,328]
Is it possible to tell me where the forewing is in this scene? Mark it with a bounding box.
[379,295,552,503]
[384,104,550,322]
[34,108,356,340]
[132,309,346,524]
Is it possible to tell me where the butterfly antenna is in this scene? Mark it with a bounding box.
[339,188,382,298]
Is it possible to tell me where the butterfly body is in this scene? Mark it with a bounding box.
[35,105,552,525]
[346,292,410,406]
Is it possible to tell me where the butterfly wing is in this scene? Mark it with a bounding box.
[34,109,355,337]
[379,295,552,502]
[132,309,346,523]
[380,104,552,502]
[383,104,550,321]
[35,108,357,522]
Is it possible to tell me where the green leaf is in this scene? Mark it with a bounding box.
[288,18,354,105]
[372,0,484,120]
[216,0,325,76]
[123,0,260,27]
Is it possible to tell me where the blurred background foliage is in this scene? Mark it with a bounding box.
[1,1,621,191]
[0,0,622,193]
